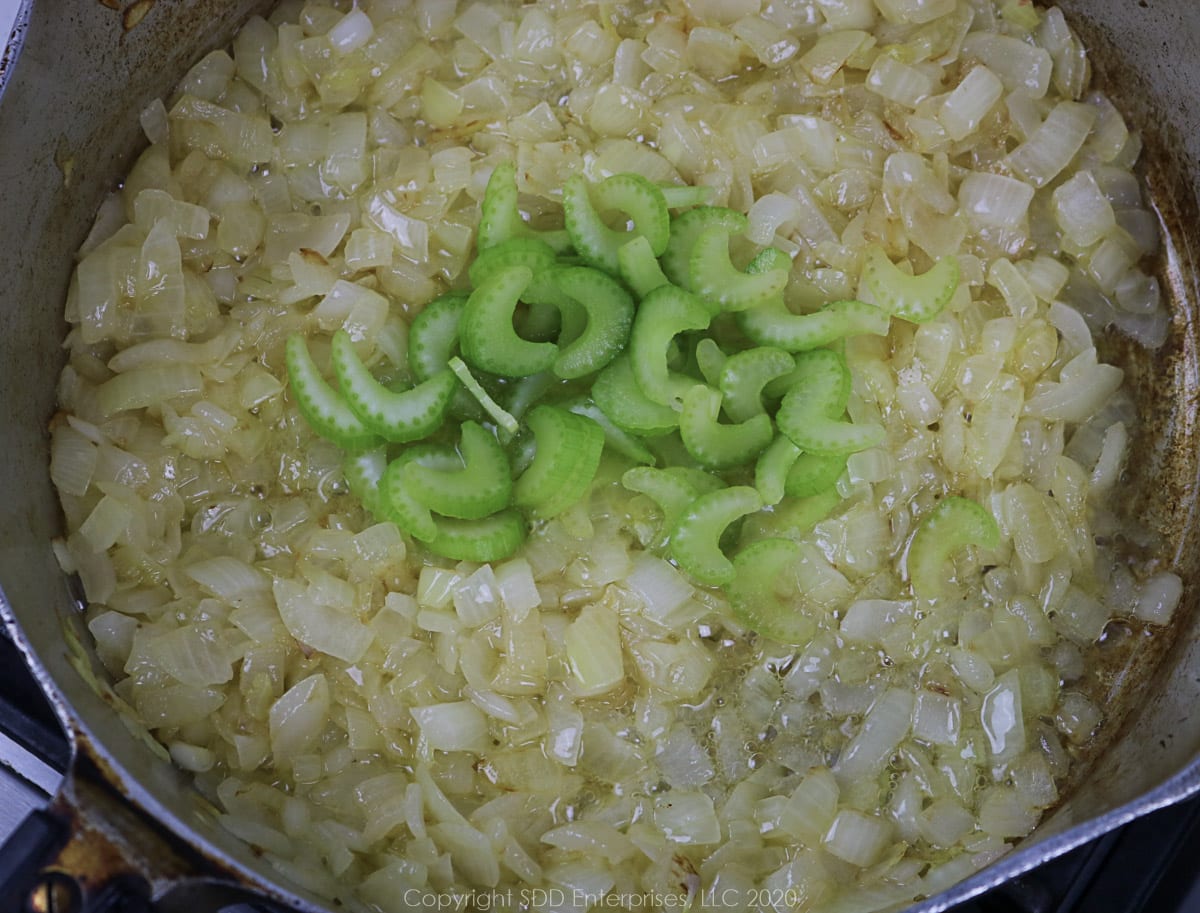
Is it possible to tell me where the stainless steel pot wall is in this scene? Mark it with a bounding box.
[0,1,1198,911]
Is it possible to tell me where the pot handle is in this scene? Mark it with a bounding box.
[0,753,283,913]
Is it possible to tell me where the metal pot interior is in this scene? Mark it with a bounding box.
[0,1,1197,910]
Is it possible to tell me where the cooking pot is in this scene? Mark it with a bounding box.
[1,1,1199,910]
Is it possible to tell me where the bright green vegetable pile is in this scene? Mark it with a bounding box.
[287,163,995,642]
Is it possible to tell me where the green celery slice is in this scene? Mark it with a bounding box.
[330,330,456,443]
[460,265,558,377]
[427,509,527,562]
[777,349,884,455]
[689,226,789,313]
[344,447,388,516]
[563,397,657,466]
[754,435,801,506]
[562,173,670,274]
[402,421,512,520]
[592,355,680,436]
[660,206,748,290]
[285,334,378,453]
[907,496,1000,600]
[545,266,635,379]
[629,284,712,407]
[737,298,891,351]
[679,384,774,470]
[670,485,764,585]
[617,235,671,299]
[862,246,960,323]
[727,538,818,646]
[785,452,848,498]
[477,161,571,253]
[468,237,558,288]
[719,346,795,422]
[513,405,606,519]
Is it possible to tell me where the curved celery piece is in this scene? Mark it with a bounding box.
[660,207,748,289]
[862,246,960,324]
[468,237,558,289]
[755,435,801,506]
[658,183,715,209]
[617,235,671,300]
[477,161,571,253]
[330,330,456,443]
[726,537,817,646]
[785,452,848,498]
[513,405,606,519]
[690,226,789,313]
[344,447,387,516]
[740,490,842,546]
[409,292,470,382]
[563,397,656,466]
[402,421,512,520]
[427,509,527,562]
[562,173,670,275]
[460,265,558,377]
[622,466,701,541]
[777,349,884,455]
[380,446,456,542]
[670,486,764,586]
[592,355,680,436]
[447,357,519,436]
[408,292,481,420]
[285,335,378,452]
[544,266,635,379]
[663,466,727,495]
[629,285,712,407]
[719,346,795,422]
[694,338,727,388]
[738,298,891,352]
[679,384,774,469]
[908,496,1000,600]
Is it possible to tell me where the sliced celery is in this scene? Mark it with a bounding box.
[629,285,712,407]
[380,446,453,542]
[777,349,884,455]
[737,298,891,352]
[592,355,680,436]
[679,384,774,470]
[330,330,456,443]
[563,397,657,466]
[617,235,671,299]
[468,237,558,288]
[785,452,848,497]
[344,447,387,516]
[726,538,818,646]
[460,265,558,377]
[284,335,378,453]
[477,161,571,253]
[719,346,795,422]
[754,435,801,506]
[690,226,789,312]
[863,246,960,324]
[660,206,748,289]
[545,266,635,379]
[427,509,527,562]
[907,496,1000,600]
[563,173,670,274]
[670,486,764,586]
[513,405,605,519]
[622,466,702,539]
[402,421,512,520]
[409,292,469,382]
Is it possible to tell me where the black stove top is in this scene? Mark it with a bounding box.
[0,628,1197,913]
